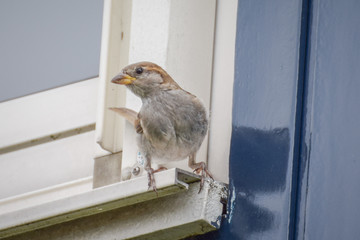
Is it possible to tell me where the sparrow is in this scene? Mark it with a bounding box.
[111,61,213,193]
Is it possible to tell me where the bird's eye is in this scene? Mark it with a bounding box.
[135,67,143,74]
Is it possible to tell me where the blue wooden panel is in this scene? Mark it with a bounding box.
[295,0,360,239]
[218,0,307,239]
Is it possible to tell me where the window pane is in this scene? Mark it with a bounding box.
[0,0,103,102]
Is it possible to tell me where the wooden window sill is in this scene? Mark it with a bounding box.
[0,168,227,240]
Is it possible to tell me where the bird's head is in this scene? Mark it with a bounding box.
[111,62,180,98]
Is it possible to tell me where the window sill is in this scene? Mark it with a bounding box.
[0,168,227,239]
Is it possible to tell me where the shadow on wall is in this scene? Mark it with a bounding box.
[187,127,290,240]
[227,126,290,239]
[231,127,290,192]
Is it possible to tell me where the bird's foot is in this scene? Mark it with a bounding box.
[192,162,214,193]
[146,168,158,195]
[153,166,168,173]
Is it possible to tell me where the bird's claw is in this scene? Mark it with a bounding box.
[153,166,168,173]
[192,162,214,193]
[146,168,158,195]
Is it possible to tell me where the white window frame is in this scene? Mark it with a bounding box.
[0,0,238,238]
[0,78,99,206]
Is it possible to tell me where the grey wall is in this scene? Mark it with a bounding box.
[0,0,103,102]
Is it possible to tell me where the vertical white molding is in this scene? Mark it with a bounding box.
[207,0,238,183]
[96,0,132,156]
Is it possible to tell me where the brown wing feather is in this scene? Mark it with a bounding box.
[109,107,138,127]
[110,107,143,133]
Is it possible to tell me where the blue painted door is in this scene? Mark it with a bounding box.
[295,0,360,239]
[189,0,360,239]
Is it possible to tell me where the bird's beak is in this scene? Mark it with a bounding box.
[111,73,136,85]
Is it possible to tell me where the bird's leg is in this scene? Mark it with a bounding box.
[144,154,157,194]
[188,153,214,193]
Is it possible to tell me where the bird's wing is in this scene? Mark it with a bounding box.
[109,107,139,127]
